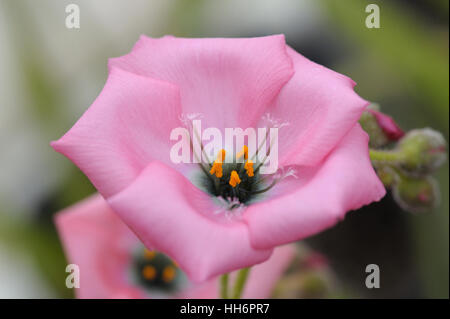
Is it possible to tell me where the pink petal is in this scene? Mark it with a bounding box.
[241,244,296,298]
[54,194,141,299]
[243,125,386,249]
[107,161,273,282]
[181,245,296,299]
[51,67,183,198]
[267,47,369,167]
[109,35,294,130]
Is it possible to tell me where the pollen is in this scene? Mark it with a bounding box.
[162,265,177,283]
[229,170,241,187]
[237,145,248,160]
[210,149,226,178]
[210,161,223,178]
[143,249,156,260]
[142,265,157,280]
[244,160,254,177]
[217,149,226,162]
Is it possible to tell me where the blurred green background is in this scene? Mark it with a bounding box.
[0,0,448,298]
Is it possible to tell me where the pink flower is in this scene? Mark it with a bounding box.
[55,195,295,299]
[51,35,385,282]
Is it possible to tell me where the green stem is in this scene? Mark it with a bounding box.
[220,273,229,299]
[369,149,402,163]
[232,267,251,299]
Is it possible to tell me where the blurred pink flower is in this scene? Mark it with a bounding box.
[302,252,329,270]
[52,35,385,282]
[55,195,295,299]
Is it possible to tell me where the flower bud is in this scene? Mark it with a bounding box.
[375,166,396,187]
[359,104,404,148]
[392,174,440,213]
[375,166,440,213]
[368,109,405,141]
[396,128,447,175]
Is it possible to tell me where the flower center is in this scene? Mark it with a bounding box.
[131,248,187,295]
[182,113,295,208]
[199,146,279,205]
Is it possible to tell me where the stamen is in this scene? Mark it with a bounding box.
[180,112,212,166]
[180,112,216,183]
[188,114,295,206]
[144,249,156,260]
[134,248,185,293]
[237,145,248,160]
[254,135,277,174]
[261,113,290,129]
[210,149,226,178]
[250,178,278,195]
[238,145,250,176]
[162,266,177,283]
[229,170,241,187]
[252,113,288,169]
[210,161,223,178]
[142,265,157,281]
[217,149,226,162]
[179,112,203,126]
[252,130,269,161]
[251,167,298,195]
[276,166,298,180]
[244,160,254,177]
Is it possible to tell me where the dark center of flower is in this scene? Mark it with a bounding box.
[182,115,294,208]
[131,248,187,294]
[192,144,288,208]
[200,162,264,204]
